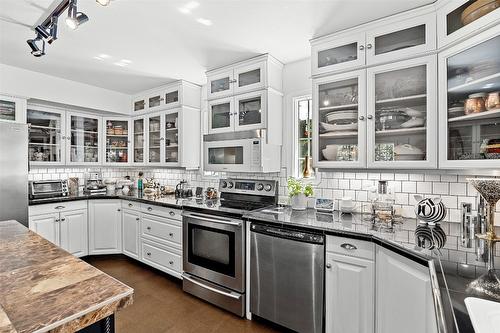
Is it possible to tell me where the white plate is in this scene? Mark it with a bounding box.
[400,118,425,128]
[320,122,357,132]
[325,110,358,123]
[465,297,500,333]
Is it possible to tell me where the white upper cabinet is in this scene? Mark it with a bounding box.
[0,95,26,124]
[439,26,500,169]
[66,112,102,165]
[206,54,283,100]
[367,55,437,169]
[313,70,367,169]
[312,32,366,76]
[208,97,234,134]
[366,13,436,65]
[436,0,500,49]
[132,80,201,114]
[103,117,131,165]
[27,106,65,166]
[311,7,436,77]
[132,116,146,164]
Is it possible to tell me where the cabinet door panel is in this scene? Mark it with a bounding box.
[29,213,59,245]
[122,209,140,259]
[60,209,88,257]
[133,117,146,164]
[0,95,26,123]
[103,118,130,165]
[235,90,267,131]
[233,61,266,94]
[147,114,163,165]
[325,253,374,333]
[207,70,234,100]
[67,112,101,165]
[89,200,122,255]
[376,246,437,333]
[27,106,65,165]
[208,97,234,134]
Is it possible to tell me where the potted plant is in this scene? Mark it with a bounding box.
[288,177,314,210]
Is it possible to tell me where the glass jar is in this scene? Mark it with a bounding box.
[464,93,487,114]
[486,91,500,110]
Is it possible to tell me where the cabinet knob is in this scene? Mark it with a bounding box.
[169,261,174,265]
[128,203,133,207]
[366,43,373,49]
[136,217,140,221]
[359,45,365,51]
[340,243,357,250]
[367,115,373,120]
[169,211,175,216]
[55,206,65,210]
[62,136,66,140]
[60,218,65,222]
[326,263,332,269]
[160,137,164,141]
[146,252,151,256]
[55,218,60,222]
[117,208,121,212]
[358,116,365,121]
[169,232,174,237]
[147,207,153,211]
[146,226,151,230]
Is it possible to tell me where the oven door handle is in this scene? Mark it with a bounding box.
[182,212,242,227]
[182,274,241,300]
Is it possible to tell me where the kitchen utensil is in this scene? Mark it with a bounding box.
[205,187,218,199]
[461,0,500,26]
[464,93,487,114]
[485,91,500,110]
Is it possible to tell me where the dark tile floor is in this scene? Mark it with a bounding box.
[87,256,283,333]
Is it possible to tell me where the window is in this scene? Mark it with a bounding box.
[295,96,314,178]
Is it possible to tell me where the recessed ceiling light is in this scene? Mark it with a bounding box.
[114,62,127,67]
[196,18,212,26]
[99,54,110,59]
[179,1,199,14]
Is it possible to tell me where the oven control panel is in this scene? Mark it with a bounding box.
[219,179,277,197]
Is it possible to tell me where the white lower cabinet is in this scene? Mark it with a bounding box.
[141,240,182,278]
[29,212,59,245]
[376,246,437,333]
[122,209,140,259]
[88,200,122,255]
[59,209,88,257]
[325,252,374,333]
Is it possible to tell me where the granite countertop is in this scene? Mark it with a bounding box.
[244,207,498,333]
[0,220,134,333]
[29,190,184,209]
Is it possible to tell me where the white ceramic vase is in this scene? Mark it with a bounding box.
[291,193,307,210]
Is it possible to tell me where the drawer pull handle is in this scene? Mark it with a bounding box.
[146,252,151,256]
[169,261,174,265]
[169,211,175,216]
[169,232,174,237]
[55,206,65,210]
[146,226,151,230]
[147,207,153,211]
[128,203,133,207]
[341,243,357,250]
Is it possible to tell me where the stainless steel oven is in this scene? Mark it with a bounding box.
[29,179,68,200]
[182,210,245,316]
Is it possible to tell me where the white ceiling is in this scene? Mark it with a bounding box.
[0,0,435,94]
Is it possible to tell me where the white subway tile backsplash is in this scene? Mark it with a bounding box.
[433,182,449,195]
[416,181,432,194]
[450,183,467,196]
[394,173,409,181]
[409,173,424,181]
[402,181,416,193]
[425,174,440,182]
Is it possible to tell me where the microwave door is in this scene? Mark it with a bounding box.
[204,139,256,172]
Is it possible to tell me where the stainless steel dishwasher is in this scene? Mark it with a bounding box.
[250,222,324,333]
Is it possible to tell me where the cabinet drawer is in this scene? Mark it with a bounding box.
[142,241,182,273]
[122,200,141,211]
[326,235,374,260]
[142,214,182,245]
[140,204,182,221]
[29,200,87,216]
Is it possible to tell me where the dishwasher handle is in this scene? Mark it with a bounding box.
[251,222,324,244]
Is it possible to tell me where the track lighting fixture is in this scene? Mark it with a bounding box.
[34,16,58,44]
[66,0,89,30]
[26,35,45,57]
[96,0,110,6]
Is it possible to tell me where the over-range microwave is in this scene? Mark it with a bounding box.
[203,131,280,173]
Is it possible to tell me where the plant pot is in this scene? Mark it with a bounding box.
[291,193,308,210]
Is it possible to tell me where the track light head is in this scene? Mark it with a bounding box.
[26,35,45,57]
[96,0,110,6]
[66,0,89,30]
[34,16,58,44]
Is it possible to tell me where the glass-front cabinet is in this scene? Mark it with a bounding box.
[313,70,367,168]
[67,113,101,165]
[0,95,26,123]
[208,97,234,134]
[164,111,179,165]
[208,69,234,100]
[27,106,64,165]
[235,90,267,131]
[147,114,162,164]
[133,117,146,164]
[233,61,266,95]
[437,0,500,48]
[367,56,437,168]
[439,29,500,168]
[103,118,130,165]
[311,32,366,76]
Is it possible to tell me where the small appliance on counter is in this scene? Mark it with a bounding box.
[175,179,192,198]
[29,179,69,200]
[84,172,107,195]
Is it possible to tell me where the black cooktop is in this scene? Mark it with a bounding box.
[181,197,273,217]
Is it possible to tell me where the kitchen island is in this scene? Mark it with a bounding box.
[0,220,133,333]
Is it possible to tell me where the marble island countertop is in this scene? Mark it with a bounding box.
[0,220,133,333]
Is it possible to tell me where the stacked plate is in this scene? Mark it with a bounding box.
[321,110,358,134]
[448,106,465,118]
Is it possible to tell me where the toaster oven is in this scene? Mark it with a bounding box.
[29,180,69,200]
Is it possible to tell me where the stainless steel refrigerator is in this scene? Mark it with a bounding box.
[0,122,28,226]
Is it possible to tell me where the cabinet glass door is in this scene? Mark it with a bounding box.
[234,61,266,94]
[208,98,234,133]
[69,114,100,163]
[165,112,179,164]
[148,115,162,163]
[134,99,146,112]
[27,108,63,163]
[133,118,145,163]
[444,35,500,165]
[165,89,179,107]
[149,94,162,109]
[0,98,17,122]
[208,70,234,99]
[368,57,436,168]
[235,91,266,131]
[314,71,366,168]
[105,119,129,164]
